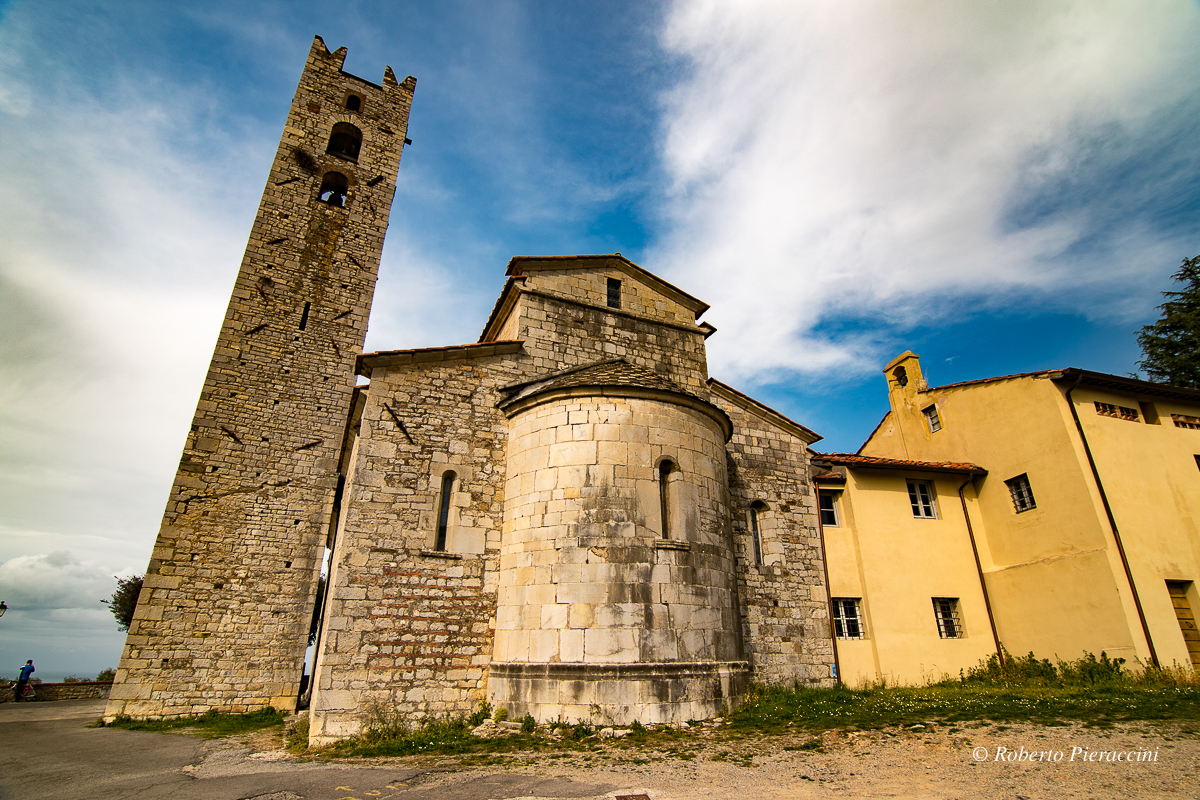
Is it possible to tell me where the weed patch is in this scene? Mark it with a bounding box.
[98,708,286,738]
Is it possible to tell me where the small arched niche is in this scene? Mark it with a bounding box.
[326,122,362,161]
[892,366,908,388]
[345,94,363,112]
[318,172,349,207]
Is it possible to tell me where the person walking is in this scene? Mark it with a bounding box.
[14,660,34,701]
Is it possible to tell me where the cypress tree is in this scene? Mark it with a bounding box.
[1138,255,1200,388]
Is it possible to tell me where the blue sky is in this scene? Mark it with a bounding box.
[2,0,1199,679]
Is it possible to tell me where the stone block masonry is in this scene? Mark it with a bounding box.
[105,36,415,721]
[712,381,837,687]
[308,344,524,743]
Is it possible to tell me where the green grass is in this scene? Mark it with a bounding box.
[98,707,287,738]
[730,652,1200,733]
[729,683,1200,732]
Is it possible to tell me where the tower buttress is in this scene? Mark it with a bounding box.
[105,36,415,719]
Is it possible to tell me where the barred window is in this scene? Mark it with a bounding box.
[606,277,621,309]
[923,404,941,433]
[1173,414,1200,430]
[1005,474,1036,513]
[933,597,962,639]
[833,598,865,639]
[818,492,840,527]
[907,480,937,519]
[1095,402,1139,421]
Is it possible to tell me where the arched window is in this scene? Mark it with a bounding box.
[892,366,908,388]
[326,122,362,161]
[318,172,349,207]
[749,501,767,566]
[658,460,675,539]
[345,94,363,112]
[435,471,456,551]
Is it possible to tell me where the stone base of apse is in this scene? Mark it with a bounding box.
[487,661,751,726]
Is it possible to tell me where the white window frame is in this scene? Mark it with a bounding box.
[923,404,942,433]
[818,491,840,527]
[832,598,865,640]
[933,597,963,638]
[907,480,937,519]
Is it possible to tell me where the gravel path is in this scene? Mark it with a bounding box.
[364,721,1200,799]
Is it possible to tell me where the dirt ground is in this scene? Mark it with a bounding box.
[228,719,1200,799]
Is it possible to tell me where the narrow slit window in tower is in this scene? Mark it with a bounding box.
[435,471,456,551]
[298,301,311,330]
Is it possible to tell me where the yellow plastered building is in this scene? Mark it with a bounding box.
[815,351,1200,686]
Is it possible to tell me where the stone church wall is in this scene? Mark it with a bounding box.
[713,389,837,687]
[512,284,711,397]
[308,348,521,743]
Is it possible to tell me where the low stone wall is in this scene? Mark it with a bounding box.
[0,681,113,703]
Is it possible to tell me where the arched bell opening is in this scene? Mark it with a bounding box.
[326,122,362,162]
[318,171,349,207]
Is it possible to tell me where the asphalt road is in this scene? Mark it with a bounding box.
[0,700,620,800]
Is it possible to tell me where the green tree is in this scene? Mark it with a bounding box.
[1138,255,1200,388]
[102,574,143,632]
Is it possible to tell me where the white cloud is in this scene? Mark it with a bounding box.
[652,0,1200,382]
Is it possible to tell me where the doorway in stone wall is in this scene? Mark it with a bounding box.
[297,546,334,710]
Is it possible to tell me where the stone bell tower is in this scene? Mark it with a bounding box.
[105,36,415,719]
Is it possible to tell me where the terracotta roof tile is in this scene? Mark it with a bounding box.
[811,452,987,475]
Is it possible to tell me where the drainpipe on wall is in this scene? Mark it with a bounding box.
[957,476,1003,664]
[1064,377,1160,668]
[812,471,842,686]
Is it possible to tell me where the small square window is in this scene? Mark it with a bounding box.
[1005,473,1036,513]
[933,597,962,638]
[923,404,941,433]
[907,480,937,518]
[833,598,865,639]
[606,277,621,309]
[818,492,840,527]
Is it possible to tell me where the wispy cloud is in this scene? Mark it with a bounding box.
[652,0,1200,382]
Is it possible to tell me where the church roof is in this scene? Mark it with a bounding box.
[707,379,822,444]
[505,254,710,319]
[499,359,694,408]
